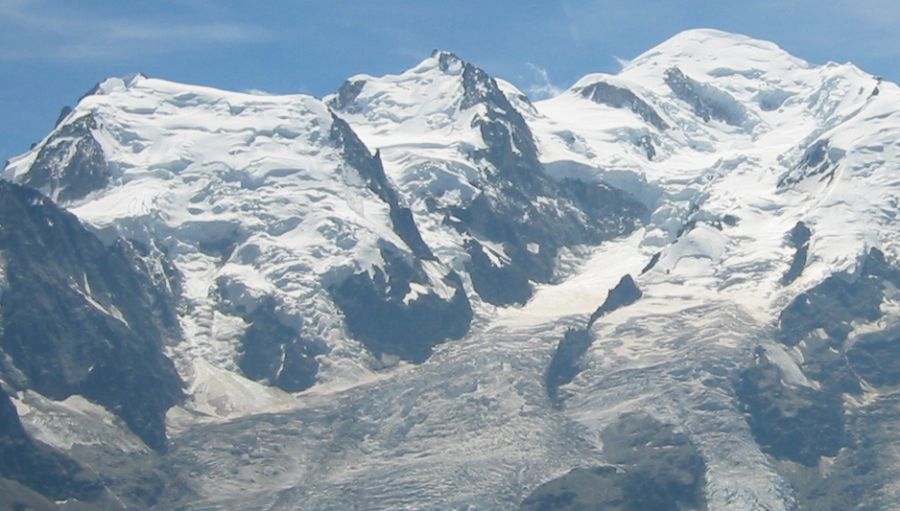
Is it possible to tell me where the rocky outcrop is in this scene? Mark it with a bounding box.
[0,386,103,503]
[781,221,811,285]
[521,413,707,511]
[545,275,642,401]
[739,249,900,467]
[448,66,649,305]
[664,67,749,127]
[588,274,642,326]
[577,80,669,130]
[329,245,472,363]
[0,181,183,451]
[15,113,109,203]
[544,328,592,401]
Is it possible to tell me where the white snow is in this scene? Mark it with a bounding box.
[495,230,646,327]
[12,391,149,453]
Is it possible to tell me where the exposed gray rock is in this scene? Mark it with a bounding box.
[521,413,707,511]
[545,328,592,401]
[545,275,641,401]
[0,181,183,452]
[0,386,103,504]
[330,113,435,260]
[577,80,669,130]
[736,349,845,466]
[779,139,846,188]
[329,245,472,364]
[847,324,900,388]
[635,133,657,160]
[16,114,109,203]
[54,105,73,127]
[782,221,811,285]
[464,237,532,306]
[641,252,661,274]
[328,79,367,114]
[778,248,898,349]
[664,67,749,127]
[237,298,323,392]
[588,274,642,326]
[739,249,900,469]
[327,114,474,361]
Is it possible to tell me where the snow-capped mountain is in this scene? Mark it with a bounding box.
[3,28,900,510]
[4,75,477,408]
[327,50,647,306]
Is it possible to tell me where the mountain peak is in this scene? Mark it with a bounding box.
[429,49,465,73]
[623,28,809,78]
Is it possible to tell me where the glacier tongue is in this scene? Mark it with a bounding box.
[5,28,900,510]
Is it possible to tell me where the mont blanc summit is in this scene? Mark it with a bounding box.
[3,29,900,510]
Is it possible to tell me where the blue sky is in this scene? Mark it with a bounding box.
[3,0,900,163]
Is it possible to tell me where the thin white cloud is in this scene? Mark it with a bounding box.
[0,0,275,62]
[243,88,274,96]
[613,56,631,70]
[525,62,563,99]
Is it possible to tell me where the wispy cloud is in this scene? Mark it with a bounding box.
[0,0,275,62]
[613,56,631,70]
[525,62,563,99]
[243,88,274,96]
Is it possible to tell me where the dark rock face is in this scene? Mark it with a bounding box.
[464,238,532,306]
[327,113,474,362]
[664,67,748,126]
[545,276,641,401]
[847,325,900,388]
[635,133,656,160]
[736,351,845,466]
[16,114,110,203]
[779,248,898,350]
[0,386,103,503]
[641,252,661,274]
[545,328,592,401]
[213,279,325,393]
[328,79,367,114]
[329,245,472,364]
[0,181,183,452]
[521,413,707,511]
[798,140,839,179]
[0,479,62,511]
[578,81,669,130]
[782,221,811,285]
[588,274,642,326]
[779,139,845,188]
[448,74,648,306]
[738,249,900,467]
[54,105,73,127]
[330,113,434,260]
[240,300,323,392]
